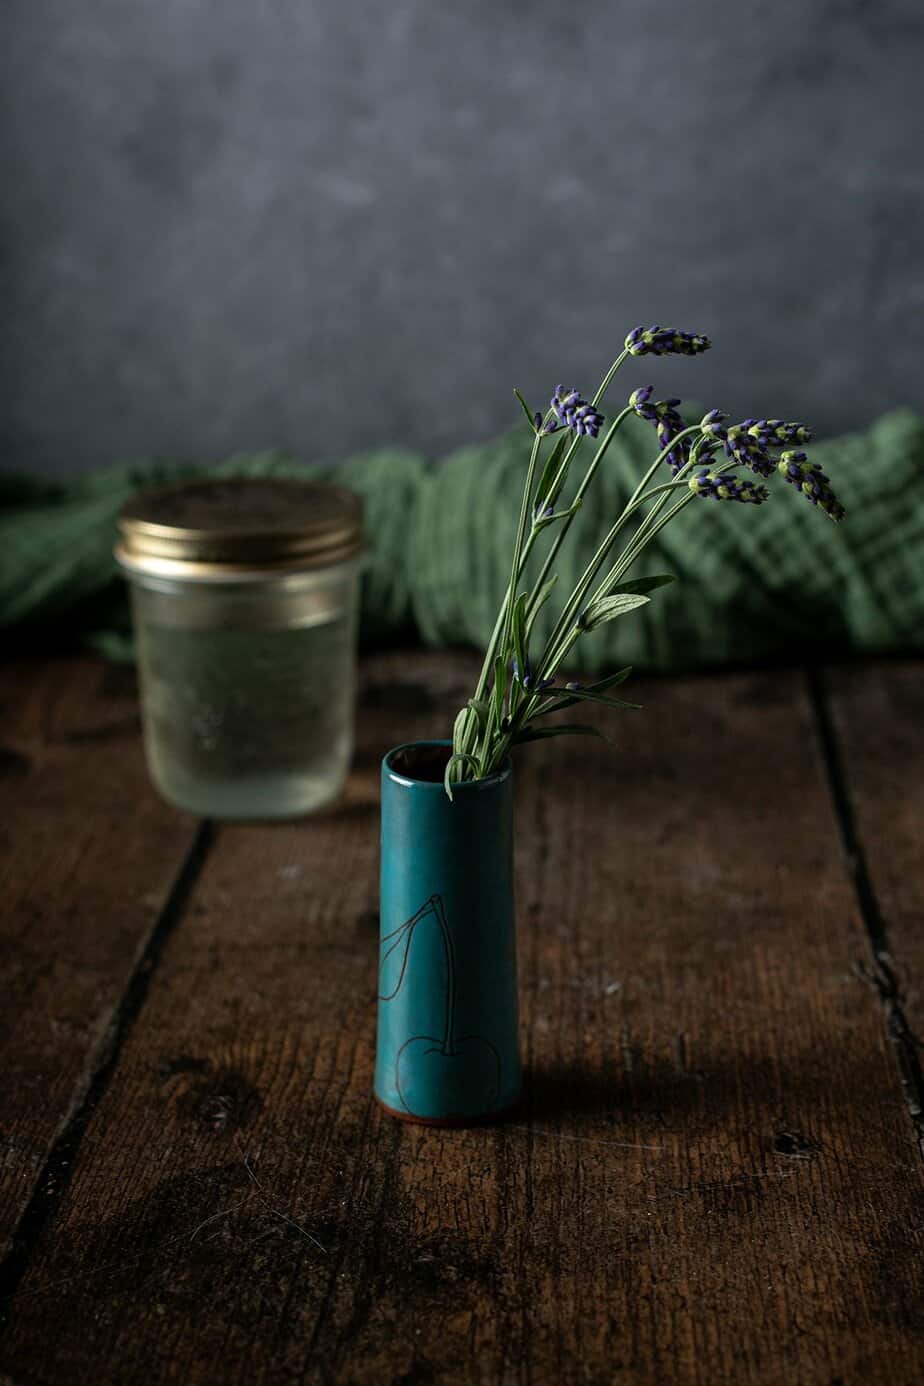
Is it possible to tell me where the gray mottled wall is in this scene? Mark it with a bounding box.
[2,0,923,475]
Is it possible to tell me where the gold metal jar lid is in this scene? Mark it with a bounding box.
[116,477,364,580]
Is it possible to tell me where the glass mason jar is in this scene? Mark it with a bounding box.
[115,478,364,819]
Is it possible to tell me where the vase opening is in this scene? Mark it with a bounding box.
[386,742,452,783]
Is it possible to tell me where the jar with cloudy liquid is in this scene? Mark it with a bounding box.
[116,479,364,819]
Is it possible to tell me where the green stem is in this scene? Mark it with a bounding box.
[457,430,543,767]
[585,438,711,608]
[535,426,702,680]
[592,349,629,406]
[544,437,744,675]
[502,432,543,674]
[457,346,632,779]
[607,491,695,588]
[552,491,697,674]
[521,351,635,628]
[525,407,633,623]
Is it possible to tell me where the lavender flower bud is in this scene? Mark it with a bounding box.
[639,397,690,473]
[747,419,814,448]
[630,387,690,470]
[575,403,604,437]
[552,386,580,425]
[777,451,846,521]
[700,408,729,439]
[688,469,770,505]
[629,385,656,417]
[723,423,775,478]
[625,325,711,357]
[551,386,604,438]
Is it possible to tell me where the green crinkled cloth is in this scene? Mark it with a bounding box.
[1,409,921,673]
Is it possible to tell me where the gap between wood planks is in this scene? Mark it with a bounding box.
[807,667,924,1163]
[0,822,217,1327]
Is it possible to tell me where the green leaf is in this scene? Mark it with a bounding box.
[541,687,641,712]
[577,592,650,632]
[587,665,633,691]
[492,656,507,731]
[538,665,634,713]
[452,705,472,755]
[526,575,558,638]
[514,388,538,431]
[443,751,480,801]
[466,697,491,735]
[532,432,570,512]
[610,573,676,597]
[512,591,528,683]
[513,723,609,746]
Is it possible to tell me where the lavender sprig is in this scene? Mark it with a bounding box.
[688,469,770,505]
[747,419,814,448]
[701,412,815,479]
[777,451,846,521]
[625,325,711,357]
[722,421,775,477]
[630,386,690,473]
[447,329,845,795]
[551,386,604,438]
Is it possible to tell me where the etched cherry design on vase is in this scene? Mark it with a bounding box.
[378,893,501,1118]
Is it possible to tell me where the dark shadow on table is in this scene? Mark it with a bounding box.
[521,1046,883,1155]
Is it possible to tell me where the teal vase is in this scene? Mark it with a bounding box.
[375,740,522,1125]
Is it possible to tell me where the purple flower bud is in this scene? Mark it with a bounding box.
[688,468,769,505]
[724,423,775,477]
[632,391,690,473]
[629,385,657,419]
[551,385,604,438]
[512,656,539,690]
[700,408,729,440]
[777,451,845,521]
[625,325,711,357]
[748,418,814,448]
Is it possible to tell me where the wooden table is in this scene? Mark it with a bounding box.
[1,652,922,1385]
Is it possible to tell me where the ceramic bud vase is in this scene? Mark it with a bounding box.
[375,740,522,1125]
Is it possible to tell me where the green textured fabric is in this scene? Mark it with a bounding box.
[2,410,922,672]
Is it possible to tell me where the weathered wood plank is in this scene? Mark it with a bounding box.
[2,655,923,1385]
[0,658,201,1262]
[823,661,924,1151]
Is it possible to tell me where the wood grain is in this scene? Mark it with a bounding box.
[2,654,923,1384]
[0,658,200,1260]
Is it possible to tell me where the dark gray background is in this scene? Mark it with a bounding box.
[2,0,923,475]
